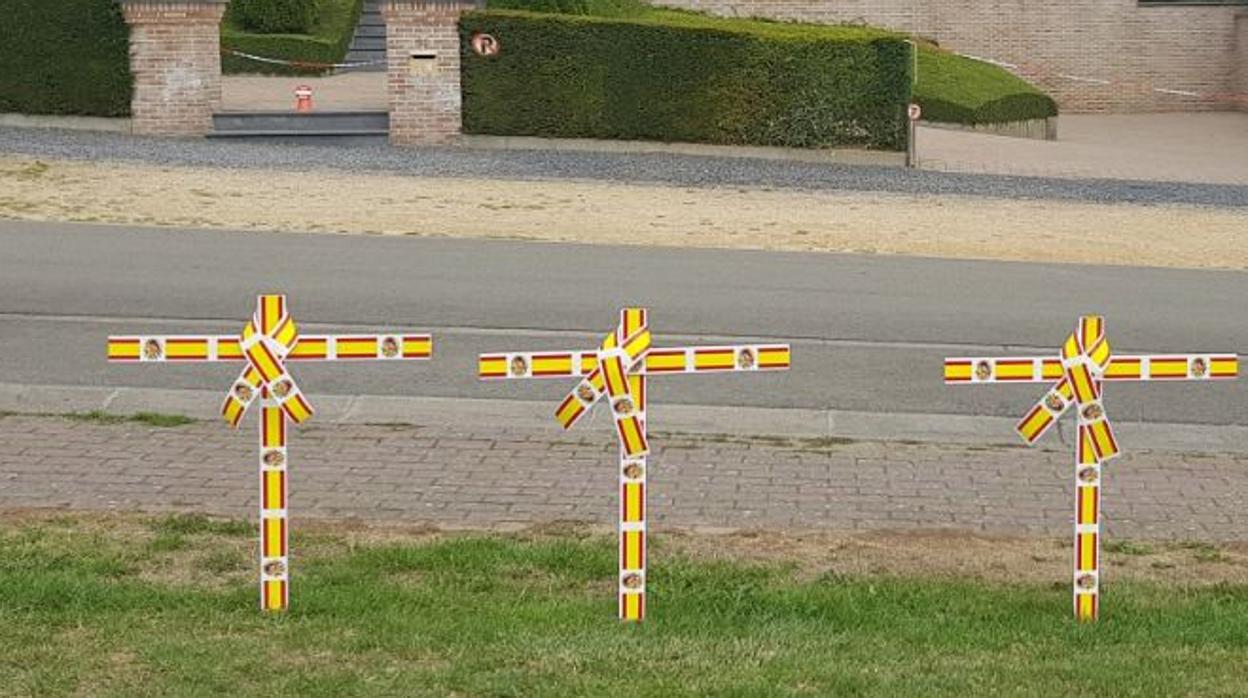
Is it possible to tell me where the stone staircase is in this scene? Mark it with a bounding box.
[342,1,387,72]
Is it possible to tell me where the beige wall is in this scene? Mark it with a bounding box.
[655,0,1244,113]
[1237,13,1248,110]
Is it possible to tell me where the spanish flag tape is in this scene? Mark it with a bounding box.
[107,334,432,364]
[944,354,1237,384]
[944,315,1238,623]
[478,344,791,380]
[478,308,790,622]
[107,293,432,613]
[259,397,290,611]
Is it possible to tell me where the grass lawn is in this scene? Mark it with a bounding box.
[913,46,1058,125]
[221,0,364,75]
[2,513,1246,696]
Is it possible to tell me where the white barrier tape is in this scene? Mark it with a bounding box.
[223,48,386,70]
[952,51,1245,103]
[1056,73,1112,86]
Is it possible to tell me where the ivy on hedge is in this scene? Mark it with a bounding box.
[221,0,363,76]
[0,0,132,117]
[232,0,320,35]
[485,0,650,17]
[460,10,913,151]
[220,30,349,76]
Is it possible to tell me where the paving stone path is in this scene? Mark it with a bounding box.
[1,415,1245,540]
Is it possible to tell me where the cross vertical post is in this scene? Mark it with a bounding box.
[107,293,432,611]
[480,307,790,621]
[945,315,1237,621]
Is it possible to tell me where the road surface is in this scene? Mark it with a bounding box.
[1,219,1244,426]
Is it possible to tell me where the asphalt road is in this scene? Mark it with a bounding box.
[1,219,1245,426]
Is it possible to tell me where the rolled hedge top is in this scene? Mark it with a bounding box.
[913,47,1058,125]
[460,10,914,151]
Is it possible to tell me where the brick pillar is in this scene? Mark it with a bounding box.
[382,1,476,146]
[120,1,228,137]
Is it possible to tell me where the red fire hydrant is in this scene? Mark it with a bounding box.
[294,85,313,113]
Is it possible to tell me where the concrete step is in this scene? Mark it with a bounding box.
[355,23,386,38]
[212,111,389,136]
[350,36,386,51]
[343,50,387,70]
[344,51,386,62]
[207,133,389,146]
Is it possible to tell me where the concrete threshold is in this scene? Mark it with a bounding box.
[1,382,1243,455]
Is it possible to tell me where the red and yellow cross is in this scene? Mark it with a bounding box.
[480,307,791,621]
[108,293,432,612]
[945,315,1237,622]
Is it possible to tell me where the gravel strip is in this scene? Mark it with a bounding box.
[2,127,1247,208]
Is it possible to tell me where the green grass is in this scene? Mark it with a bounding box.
[222,0,364,75]
[2,515,1247,696]
[1102,540,1156,557]
[912,44,1057,125]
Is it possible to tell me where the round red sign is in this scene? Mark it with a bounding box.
[908,103,922,121]
[472,33,500,57]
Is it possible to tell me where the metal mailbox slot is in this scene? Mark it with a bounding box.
[409,51,437,75]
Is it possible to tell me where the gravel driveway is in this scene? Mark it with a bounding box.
[2,127,1246,208]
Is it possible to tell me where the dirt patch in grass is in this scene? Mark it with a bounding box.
[2,155,1247,270]
[689,528,1248,588]
[10,511,1240,591]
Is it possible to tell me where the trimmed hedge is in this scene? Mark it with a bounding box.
[222,0,363,75]
[233,0,320,34]
[461,10,913,151]
[485,0,649,17]
[0,0,132,117]
[914,47,1058,125]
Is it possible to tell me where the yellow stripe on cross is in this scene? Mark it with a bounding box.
[107,293,433,613]
[479,307,790,622]
[945,315,1238,622]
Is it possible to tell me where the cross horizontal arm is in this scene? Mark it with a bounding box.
[479,344,791,380]
[944,354,1237,384]
[107,334,433,363]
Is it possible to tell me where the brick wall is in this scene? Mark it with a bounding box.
[1237,13,1248,110]
[383,1,475,145]
[121,1,227,136]
[655,0,1243,113]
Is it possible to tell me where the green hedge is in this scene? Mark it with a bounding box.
[233,0,320,34]
[460,10,913,151]
[485,0,649,17]
[222,0,363,75]
[914,47,1058,125]
[0,0,131,117]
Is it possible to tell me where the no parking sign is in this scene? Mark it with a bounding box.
[472,32,500,57]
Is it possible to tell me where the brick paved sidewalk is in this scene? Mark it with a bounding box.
[1,415,1245,540]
